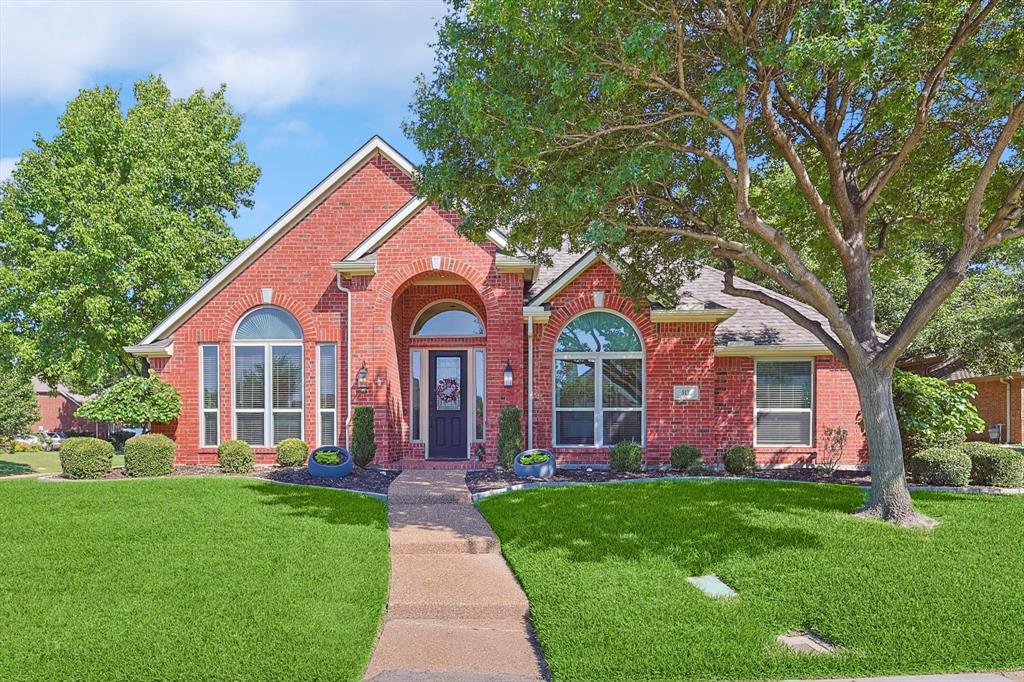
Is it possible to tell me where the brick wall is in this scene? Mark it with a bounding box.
[967,376,1023,444]
[32,394,109,438]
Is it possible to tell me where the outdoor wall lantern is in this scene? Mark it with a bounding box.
[356,361,369,393]
[503,360,514,387]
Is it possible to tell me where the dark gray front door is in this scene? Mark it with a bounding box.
[428,350,468,459]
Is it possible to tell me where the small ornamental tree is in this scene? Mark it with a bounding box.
[351,406,377,468]
[76,372,181,429]
[0,367,40,449]
[892,369,985,453]
[497,406,523,469]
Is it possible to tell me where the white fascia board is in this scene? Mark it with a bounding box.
[527,250,622,306]
[344,196,429,261]
[522,306,551,324]
[140,136,412,345]
[650,308,737,323]
[124,343,175,358]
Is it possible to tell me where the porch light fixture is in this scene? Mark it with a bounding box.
[356,361,369,393]
[503,360,514,387]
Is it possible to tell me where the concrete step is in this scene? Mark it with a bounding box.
[389,504,499,555]
[387,553,530,620]
[364,618,544,681]
[389,470,473,505]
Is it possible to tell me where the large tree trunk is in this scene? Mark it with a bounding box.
[852,365,938,527]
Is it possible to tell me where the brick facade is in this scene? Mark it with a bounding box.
[964,376,1023,444]
[146,143,868,468]
[32,393,110,438]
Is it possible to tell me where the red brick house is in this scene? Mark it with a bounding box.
[31,378,110,438]
[127,137,867,469]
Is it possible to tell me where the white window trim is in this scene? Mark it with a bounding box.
[410,299,485,338]
[473,348,485,442]
[232,341,304,448]
[552,310,645,448]
[410,350,424,442]
[753,358,815,448]
[199,344,219,448]
[413,347,483,459]
[317,344,337,447]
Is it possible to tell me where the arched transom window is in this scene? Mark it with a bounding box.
[553,311,644,446]
[233,306,303,447]
[412,301,484,337]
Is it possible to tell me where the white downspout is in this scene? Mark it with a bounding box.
[336,273,352,449]
[1004,377,1012,444]
[527,314,534,449]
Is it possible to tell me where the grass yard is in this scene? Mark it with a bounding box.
[479,480,1024,681]
[0,477,389,681]
[0,449,125,476]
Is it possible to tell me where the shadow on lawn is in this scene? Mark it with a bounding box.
[0,460,34,476]
[243,480,387,530]
[486,480,866,575]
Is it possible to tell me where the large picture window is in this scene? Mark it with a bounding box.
[755,360,813,446]
[553,311,644,446]
[233,307,303,447]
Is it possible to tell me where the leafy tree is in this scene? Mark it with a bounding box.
[76,373,181,428]
[408,0,1024,525]
[0,366,40,448]
[0,76,259,393]
[892,369,986,454]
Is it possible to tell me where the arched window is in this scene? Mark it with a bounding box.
[553,311,643,447]
[233,306,303,447]
[412,301,484,337]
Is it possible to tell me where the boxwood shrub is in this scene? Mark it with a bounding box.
[276,438,308,467]
[963,442,1024,487]
[218,439,254,473]
[123,433,175,477]
[724,445,756,475]
[670,444,702,471]
[59,437,114,479]
[910,447,971,486]
[609,441,643,472]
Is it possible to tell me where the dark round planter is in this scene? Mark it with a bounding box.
[307,446,353,478]
[513,449,556,479]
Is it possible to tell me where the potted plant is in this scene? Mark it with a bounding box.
[513,449,556,479]
[307,446,353,478]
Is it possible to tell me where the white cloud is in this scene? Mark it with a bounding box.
[0,157,17,182]
[0,0,445,112]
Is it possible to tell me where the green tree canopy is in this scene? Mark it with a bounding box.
[0,366,41,445]
[0,75,259,393]
[408,0,1024,524]
[76,373,181,428]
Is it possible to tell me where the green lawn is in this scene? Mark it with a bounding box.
[0,449,125,476]
[479,480,1024,681]
[0,477,389,681]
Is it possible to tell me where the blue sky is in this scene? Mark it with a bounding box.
[0,0,446,238]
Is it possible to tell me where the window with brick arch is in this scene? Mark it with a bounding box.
[553,310,644,447]
[232,307,303,447]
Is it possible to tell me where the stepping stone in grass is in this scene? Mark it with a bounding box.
[777,631,836,654]
[686,574,737,599]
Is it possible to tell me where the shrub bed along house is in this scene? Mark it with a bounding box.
[724,445,756,475]
[910,447,971,486]
[59,437,114,479]
[671,445,702,471]
[610,441,643,472]
[123,434,175,477]
[218,440,254,473]
[963,442,1024,487]
[276,438,308,467]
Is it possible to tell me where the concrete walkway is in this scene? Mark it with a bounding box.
[364,470,546,681]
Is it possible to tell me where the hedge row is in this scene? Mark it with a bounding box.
[911,442,1023,488]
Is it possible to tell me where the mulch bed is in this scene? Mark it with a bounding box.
[53,465,400,495]
[465,466,873,494]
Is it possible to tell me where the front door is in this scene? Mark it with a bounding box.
[428,350,468,459]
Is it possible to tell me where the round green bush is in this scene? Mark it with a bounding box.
[609,441,643,472]
[963,442,1024,487]
[276,438,308,467]
[218,439,254,473]
[910,447,971,486]
[59,437,114,479]
[724,445,756,475]
[670,444,702,471]
[123,433,175,477]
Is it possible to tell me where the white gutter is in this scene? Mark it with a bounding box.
[336,273,353,449]
[527,315,534,449]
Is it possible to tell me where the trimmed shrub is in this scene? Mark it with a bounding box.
[123,433,175,477]
[497,406,522,469]
[276,438,308,467]
[670,445,702,471]
[609,441,643,472]
[964,442,1024,488]
[351,407,377,468]
[59,437,114,479]
[218,440,254,473]
[14,441,45,453]
[724,445,756,475]
[910,447,971,486]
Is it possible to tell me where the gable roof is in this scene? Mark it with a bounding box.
[32,377,90,405]
[137,136,416,346]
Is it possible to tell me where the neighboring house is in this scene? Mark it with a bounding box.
[902,358,1023,445]
[127,136,867,469]
[31,378,110,438]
